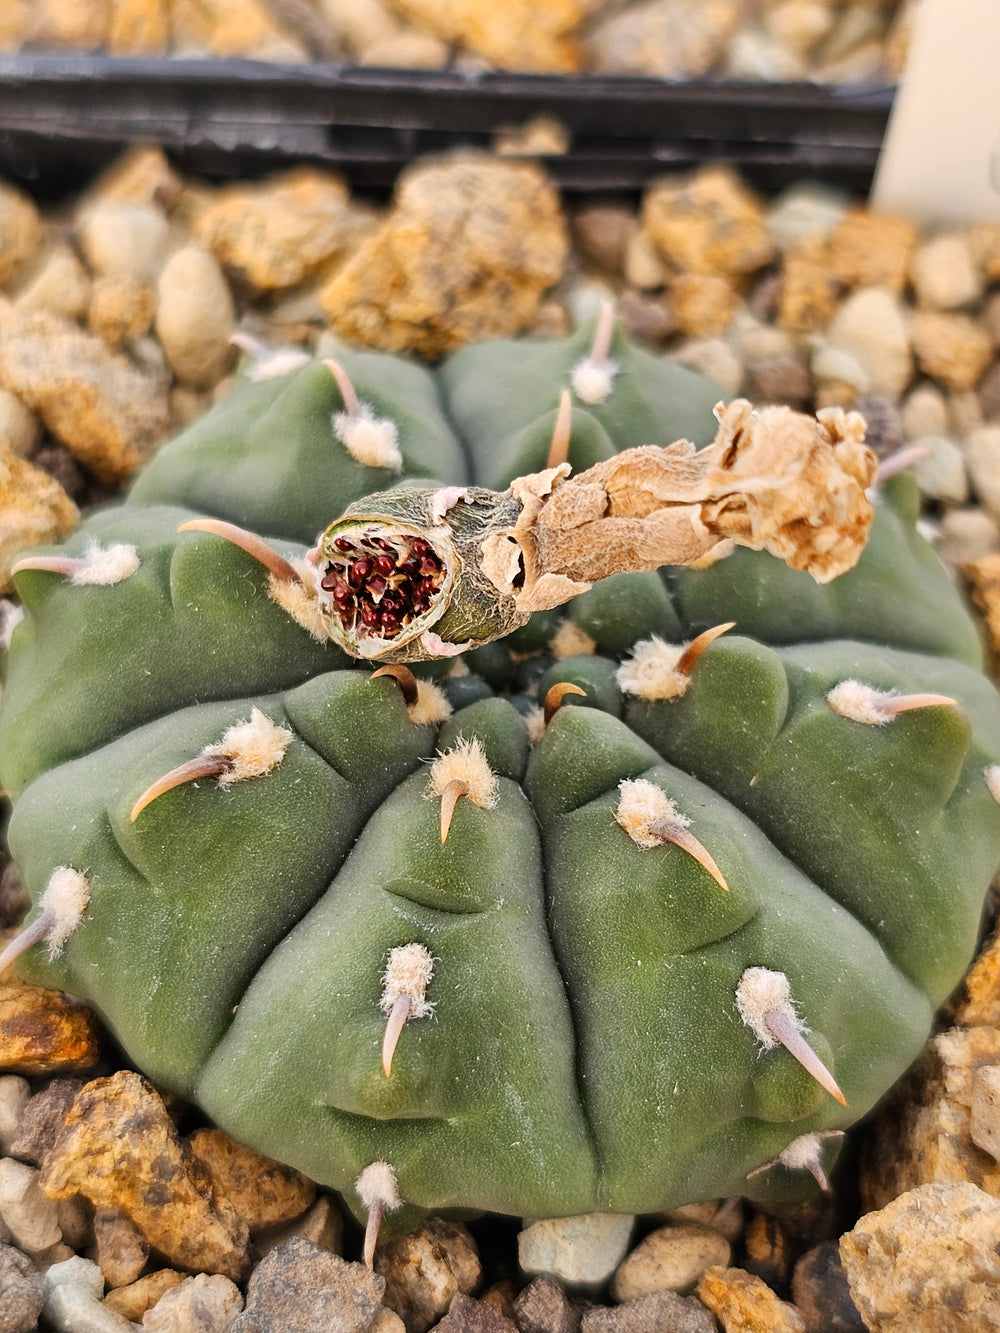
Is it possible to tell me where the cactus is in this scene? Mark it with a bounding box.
[2,312,1000,1248]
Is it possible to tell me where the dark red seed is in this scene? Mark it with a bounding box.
[418,556,439,575]
[399,558,419,576]
[348,558,372,585]
[374,554,395,576]
[360,606,379,626]
[332,584,352,603]
[411,539,430,555]
[333,537,353,553]
[381,612,400,631]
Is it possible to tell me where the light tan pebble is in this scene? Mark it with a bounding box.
[169,386,211,428]
[186,1126,316,1234]
[949,389,984,438]
[0,183,42,290]
[824,286,912,400]
[94,1206,150,1289]
[107,0,169,53]
[0,0,30,51]
[89,273,156,348]
[0,389,40,457]
[912,435,968,504]
[727,310,794,363]
[572,204,636,274]
[911,311,994,393]
[0,1157,63,1252]
[725,27,807,80]
[0,981,101,1073]
[817,2,885,63]
[965,425,1000,518]
[672,337,744,396]
[196,167,373,295]
[0,445,79,591]
[141,1272,243,1331]
[315,0,404,55]
[385,0,582,72]
[778,239,841,332]
[662,1199,744,1247]
[841,1182,1000,1333]
[38,1071,250,1282]
[745,353,812,408]
[910,233,982,311]
[376,1217,481,1333]
[668,272,737,337]
[104,1269,184,1321]
[828,210,917,293]
[952,918,1000,1027]
[611,1224,731,1301]
[32,1240,76,1268]
[584,0,740,78]
[695,1265,805,1333]
[763,0,835,55]
[766,182,847,251]
[27,0,109,47]
[171,0,303,58]
[811,343,868,396]
[322,156,567,358]
[15,245,92,320]
[360,31,450,65]
[518,1214,634,1289]
[970,224,1000,284]
[900,383,948,440]
[623,229,669,290]
[981,292,1000,347]
[76,202,172,282]
[154,246,235,388]
[970,1066,1000,1163]
[938,508,1000,566]
[254,1193,344,1259]
[642,166,774,277]
[742,1211,793,1294]
[83,146,183,211]
[0,1077,30,1155]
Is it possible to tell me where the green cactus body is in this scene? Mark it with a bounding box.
[3,320,1000,1232]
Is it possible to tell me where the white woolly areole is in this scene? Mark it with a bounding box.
[778,1131,840,1172]
[408,680,453,728]
[0,600,25,652]
[826,680,897,726]
[245,348,311,381]
[206,708,293,785]
[268,562,326,641]
[380,943,435,1018]
[355,1161,402,1213]
[71,542,140,586]
[426,737,499,809]
[615,778,690,849]
[571,356,619,405]
[616,636,690,701]
[986,765,1000,805]
[550,619,597,661]
[736,967,804,1049]
[38,866,91,957]
[525,705,546,747]
[334,406,402,471]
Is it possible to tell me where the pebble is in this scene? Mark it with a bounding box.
[572,204,636,275]
[89,273,156,349]
[0,1157,63,1252]
[610,1222,730,1301]
[154,246,235,388]
[38,1071,251,1282]
[83,146,183,213]
[695,1265,805,1333]
[745,352,813,408]
[253,1192,343,1258]
[581,1290,716,1333]
[726,26,806,80]
[0,977,99,1072]
[231,1236,384,1333]
[376,1216,481,1333]
[642,166,774,278]
[518,1214,634,1289]
[615,290,674,346]
[381,0,582,73]
[15,244,92,321]
[910,232,982,310]
[840,1181,1000,1332]
[828,210,917,293]
[790,1242,866,1333]
[0,1077,29,1155]
[582,0,739,78]
[359,31,449,68]
[0,388,40,458]
[668,272,737,337]
[964,555,1000,661]
[434,1292,517,1333]
[900,382,949,440]
[964,425,1000,517]
[953,917,1000,1026]
[672,336,744,396]
[778,239,842,332]
[7,1079,83,1166]
[104,1271,185,1323]
[912,434,968,503]
[764,1,835,58]
[45,1282,139,1333]
[823,287,913,400]
[76,202,172,282]
[938,507,1000,565]
[512,1276,580,1333]
[741,1211,794,1293]
[622,229,669,291]
[141,1272,243,1332]
[186,1127,315,1236]
[0,310,171,482]
[0,1241,45,1333]
[322,156,568,358]
[911,311,994,392]
[765,182,847,251]
[0,183,42,289]
[94,1206,150,1289]
[970,1065,1000,1162]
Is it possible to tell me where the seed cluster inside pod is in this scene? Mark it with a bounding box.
[319,525,447,643]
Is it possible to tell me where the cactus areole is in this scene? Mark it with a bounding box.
[3,316,1000,1240]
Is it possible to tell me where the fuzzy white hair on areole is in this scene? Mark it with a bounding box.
[615,636,690,701]
[615,778,690,849]
[986,765,1000,805]
[735,966,804,1049]
[778,1132,839,1173]
[245,348,311,382]
[38,867,91,957]
[334,406,402,471]
[380,943,435,1019]
[426,737,499,809]
[524,705,546,747]
[355,1160,402,1212]
[550,619,597,661]
[826,680,896,725]
[206,709,293,785]
[0,600,24,652]
[71,542,141,587]
[407,680,453,727]
[267,562,326,642]
[571,356,619,405]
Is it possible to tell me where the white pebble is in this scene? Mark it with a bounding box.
[518,1213,634,1288]
[765,181,847,250]
[141,1272,243,1331]
[45,1283,138,1333]
[155,246,235,390]
[901,383,949,440]
[965,425,1000,518]
[912,435,969,503]
[910,233,982,311]
[824,288,913,400]
[43,1255,105,1299]
[0,1156,63,1252]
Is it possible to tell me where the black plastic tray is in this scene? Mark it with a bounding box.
[0,54,894,198]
